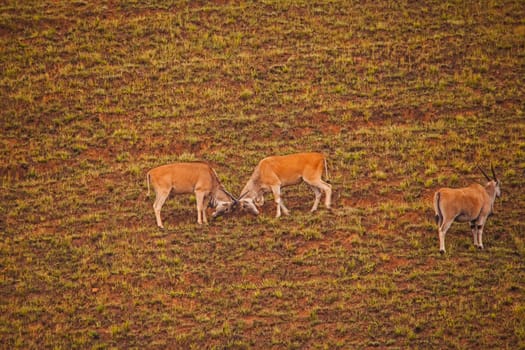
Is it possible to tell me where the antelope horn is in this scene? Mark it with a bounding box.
[238,191,249,200]
[477,165,491,182]
[491,163,497,181]
[221,188,237,202]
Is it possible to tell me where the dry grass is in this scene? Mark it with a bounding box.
[1,0,524,349]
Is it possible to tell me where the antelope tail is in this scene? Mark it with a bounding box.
[324,157,330,183]
[146,172,151,197]
[434,192,443,226]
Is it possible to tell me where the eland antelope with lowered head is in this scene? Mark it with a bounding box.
[433,165,501,254]
[238,152,332,218]
[147,162,237,229]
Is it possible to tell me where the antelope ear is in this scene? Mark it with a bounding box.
[254,194,264,206]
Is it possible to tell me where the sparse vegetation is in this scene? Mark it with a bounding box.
[1,0,524,349]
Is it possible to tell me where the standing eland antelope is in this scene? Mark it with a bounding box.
[238,152,332,218]
[433,165,501,254]
[147,162,237,229]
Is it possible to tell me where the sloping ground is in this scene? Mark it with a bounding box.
[1,1,524,348]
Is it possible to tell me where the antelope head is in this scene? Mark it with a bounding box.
[211,188,238,219]
[238,191,260,215]
[478,164,501,198]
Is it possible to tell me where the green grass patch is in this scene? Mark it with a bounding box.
[1,0,524,349]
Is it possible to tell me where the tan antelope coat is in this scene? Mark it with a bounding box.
[147,162,235,228]
[434,179,500,253]
[239,152,332,217]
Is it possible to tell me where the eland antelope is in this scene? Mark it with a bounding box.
[147,162,237,228]
[433,165,501,253]
[238,152,332,218]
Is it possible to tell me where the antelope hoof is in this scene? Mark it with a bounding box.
[478,245,484,250]
[439,249,445,255]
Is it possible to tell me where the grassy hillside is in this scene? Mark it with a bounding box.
[1,0,524,348]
